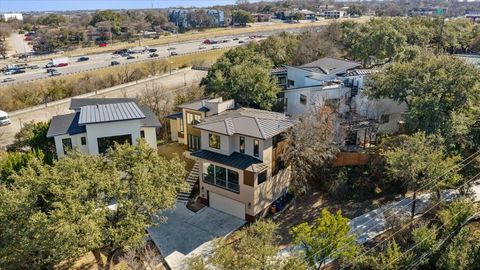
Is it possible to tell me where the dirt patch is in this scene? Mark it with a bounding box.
[157,142,195,171]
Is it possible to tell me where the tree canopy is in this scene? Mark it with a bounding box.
[0,140,187,270]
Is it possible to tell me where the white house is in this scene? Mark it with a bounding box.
[323,10,346,19]
[1,13,23,21]
[47,98,160,158]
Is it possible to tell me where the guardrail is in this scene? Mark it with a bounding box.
[1,46,230,86]
[7,67,192,117]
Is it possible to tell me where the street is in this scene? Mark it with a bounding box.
[0,69,207,149]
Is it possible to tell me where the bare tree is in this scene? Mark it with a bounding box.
[284,105,339,193]
[122,242,163,270]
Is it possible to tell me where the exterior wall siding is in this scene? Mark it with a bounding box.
[85,119,142,155]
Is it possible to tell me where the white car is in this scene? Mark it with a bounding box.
[111,54,121,58]
[0,110,11,126]
[212,45,220,49]
[198,45,206,49]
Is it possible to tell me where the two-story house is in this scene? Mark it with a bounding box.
[167,97,235,151]
[47,98,160,158]
[190,107,295,221]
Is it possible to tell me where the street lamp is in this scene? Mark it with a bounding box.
[170,61,173,75]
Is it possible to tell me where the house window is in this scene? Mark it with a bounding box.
[80,137,87,145]
[203,162,239,193]
[380,114,390,124]
[62,138,72,155]
[239,136,245,153]
[279,76,287,85]
[209,134,221,149]
[186,113,201,125]
[179,118,184,132]
[288,79,295,87]
[97,134,132,154]
[253,139,259,157]
[188,134,201,151]
[300,94,307,105]
[140,130,145,138]
[257,171,267,185]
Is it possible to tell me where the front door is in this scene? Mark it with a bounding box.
[188,134,200,151]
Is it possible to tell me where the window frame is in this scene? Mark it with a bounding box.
[253,139,259,157]
[202,162,240,193]
[300,94,307,105]
[80,136,87,145]
[239,136,245,153]
[257,170,268,185]
[62,138,72,155]
[140,130,145,138]
[209,133,221,149]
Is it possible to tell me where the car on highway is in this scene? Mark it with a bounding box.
[222,39,229,43]
[46,68,57,74]
[112,54,120,58]
[167,47,176,51]
[111,61,120,66]
[55,50,65,54]
[29,65,40,69]
[170,51,178,56]
[77,56,90,62]
[126,55,135,60]
[149,53,159,58]
[233,37,239,41]
[2,78,15,83]
[99,43,108,47]
[0,110,11,126]
[211,45,220,49]
[50,71,62,77]
[198,44,206,49]
[238,40,245,44]
[148,48,157,53]
[113,49,128,55]
[4,70,14,75]
[121,53,130,57]
[13,69,26,74]
[57,63,68,67]
[45,63,55,68]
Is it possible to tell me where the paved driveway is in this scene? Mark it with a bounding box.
[148,202,245,270]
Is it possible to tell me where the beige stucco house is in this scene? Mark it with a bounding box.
[168,99,295,221]
[47,98,160,158]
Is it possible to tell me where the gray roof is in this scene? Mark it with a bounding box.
[194,108,294,139]
[138,105,162,127]
[344,69,377,77]
[191,150,268,173]
[46,113,86,138]
[78,102,145,125]
[70,98,136,110]
[299,57,361,75]
[271,66,287,74]
[166,112,183,120]
[176,98,210,112]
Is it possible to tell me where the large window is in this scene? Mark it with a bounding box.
[203,162,240,193]
[186,113,201,125]
[62,138,72,155]
[97,134,132,154]
[239,136,245,153]
[288,79,295,87]
[209,133,221,149]
[188,134,200,151]
[253,139,259,157]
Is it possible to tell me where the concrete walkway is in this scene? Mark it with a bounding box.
[148,202,245,270]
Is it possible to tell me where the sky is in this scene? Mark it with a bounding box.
[0,0,249,13]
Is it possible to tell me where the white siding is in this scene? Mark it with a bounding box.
[141,127,158,148]
[200,130,232,155]
[284,86,351,116]
[85,119,141,155]
[54,132,88,158]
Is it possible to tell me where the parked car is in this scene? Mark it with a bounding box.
[77,56,90,62]
[99,43,108,47]
[148,48,157,53]
[212,45,220,49]
[111,61,120,66]
[13,69,26,74]
[126,55,135,60]
[2,77,15,83]
[170,51,178,56]
[198,44,206,49]
[0,110,11,126]
[149,53,159,58]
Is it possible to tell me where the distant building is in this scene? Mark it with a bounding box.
[274,9,317,21]
[251,13,272,22]
[465,10,480,22]
[1,13,23,21]
[323,10,346,19]
[168,9,225,28]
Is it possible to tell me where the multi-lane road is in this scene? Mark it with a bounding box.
[0,33,270,85]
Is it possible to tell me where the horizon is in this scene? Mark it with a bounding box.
[0,0,250,13]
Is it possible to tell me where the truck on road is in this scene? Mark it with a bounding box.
[46,57,69,68]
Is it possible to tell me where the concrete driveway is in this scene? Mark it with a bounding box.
[148,202,245,270]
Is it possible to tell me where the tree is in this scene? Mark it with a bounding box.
[90,10,123,35]
[344,19,407,67]
[0,141,188,270]
[284,105,338,192]
[365,53,480,152]
[36,14,66,26]
[7,121,56,164]
[201,45,280,110]
[233,10,253,26]
[381,133,462,219]
[290,12,304,22]
[291,209,358,269]
[348,4,364,16]
[255,32,300,66]
[189,220,307,270]
[0,150,44,185]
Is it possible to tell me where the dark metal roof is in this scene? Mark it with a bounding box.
[70,98,136,110]
[271,66,287,74]
[46,113,86,138]
[78,102,145,125]
[191,150,268,173]
[138,105,162,127]
[166,112,183,120]
[176,98,210,112]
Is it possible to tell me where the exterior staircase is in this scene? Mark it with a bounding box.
[177,161,199,202]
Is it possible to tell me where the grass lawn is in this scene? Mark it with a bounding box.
[157,142,195,172]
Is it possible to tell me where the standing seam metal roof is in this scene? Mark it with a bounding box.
[78,102,145,125]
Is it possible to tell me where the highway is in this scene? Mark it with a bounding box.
[0,33,269,85]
